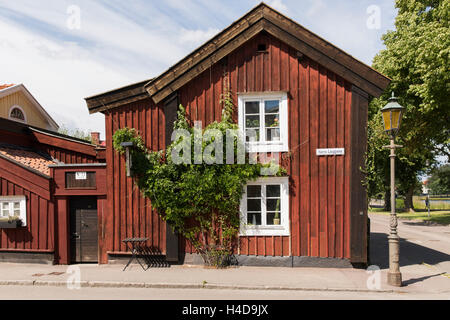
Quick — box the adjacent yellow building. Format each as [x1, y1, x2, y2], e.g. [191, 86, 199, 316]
[0, 84, 59, 131]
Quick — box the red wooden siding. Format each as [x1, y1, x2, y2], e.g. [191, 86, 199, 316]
[177, 33, 353, 258]
[40, 146, 97, 164]
[103, 32, 363, 261]
[104, 101, 166, 258]
[0, 171, 54, 253]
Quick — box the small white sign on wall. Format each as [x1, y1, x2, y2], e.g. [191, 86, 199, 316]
[316, 148, 345, 156]
[75, 172, 87, 180]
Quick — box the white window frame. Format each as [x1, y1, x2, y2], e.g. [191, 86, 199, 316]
[240, 177, 289, 236]
[0, 196, 27, 226]
[8, 105, 27, 124]
[238, 92, 289, 153]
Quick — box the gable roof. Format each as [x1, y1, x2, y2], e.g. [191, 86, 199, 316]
[0, 84, 60, 131]
[85, 79, 151, 114]
[86, 2, 390, 114]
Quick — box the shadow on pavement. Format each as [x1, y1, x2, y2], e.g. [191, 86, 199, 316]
[370, 232, 450, 270]
[402, 273, 446, 286]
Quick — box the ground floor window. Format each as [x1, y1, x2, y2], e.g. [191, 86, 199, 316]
[240, 177, 289, 236]
[0, 196, 27, 226]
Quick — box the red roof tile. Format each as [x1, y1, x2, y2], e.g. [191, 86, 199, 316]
[0, 84, 15, 90]
[0, 146, 55, 176]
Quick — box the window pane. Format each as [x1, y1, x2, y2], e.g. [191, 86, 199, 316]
[10, 108, 25, 121]
[247, 185, 261, 198]
[267, 185, 281, 197]
[266, 128, 280, 142]
[265, 114, 279, 127]
[247, 212, 261, 225]
[245, 101, 260, 114]
[1, 203, 9, 217]
[265, 100, 279, 113]
[266, 212, 275, 225]
[13, 202, 20, 217]
[267, 199, 281, 211]
[245, 115, 260, 128]
[245, 129, 260, 142]
[247, 199, 261, 212]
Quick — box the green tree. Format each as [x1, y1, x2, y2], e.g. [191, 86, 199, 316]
[58, 125, 92, 143]
[428, 164, 450, 195]
[368, 0, 450, 210]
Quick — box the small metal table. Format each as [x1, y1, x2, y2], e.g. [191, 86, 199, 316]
[122, 237, 149, 271]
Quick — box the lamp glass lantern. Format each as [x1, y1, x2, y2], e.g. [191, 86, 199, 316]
[381, 93, 404, 138]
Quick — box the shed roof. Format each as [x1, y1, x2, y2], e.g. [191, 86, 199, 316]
[0, 144, 56, 176]
[86, 2, 390, 114]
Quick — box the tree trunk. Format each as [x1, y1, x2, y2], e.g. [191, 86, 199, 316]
[384, 188, 391, 211]
[404, 186, 415, 212]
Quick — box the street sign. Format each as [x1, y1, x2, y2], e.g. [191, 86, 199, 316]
[316, 148, 345, 156]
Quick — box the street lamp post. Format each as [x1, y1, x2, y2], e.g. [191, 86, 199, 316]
[381, 92, 405, 287]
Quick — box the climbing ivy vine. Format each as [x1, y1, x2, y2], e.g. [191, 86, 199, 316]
[113, 92, 283, 266]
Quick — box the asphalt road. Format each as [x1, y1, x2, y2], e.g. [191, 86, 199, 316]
[369, 213, 450, 275]
[0, 285, 444, 300]
[0, 213, 448, 300]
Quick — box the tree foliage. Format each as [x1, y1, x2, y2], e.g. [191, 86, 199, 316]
[367, 0, 450, 208]
[58, 125, 92, 143]
[428, 164, 450, 195]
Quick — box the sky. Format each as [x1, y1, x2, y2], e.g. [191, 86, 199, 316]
[0, 0, 397, 138]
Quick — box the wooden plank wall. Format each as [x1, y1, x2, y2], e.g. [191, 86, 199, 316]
[104, 100, 166, 257]
[349, 88, 369, 263]
[0, 172, 54, 253]
[103, 32, 361, 260]
[178, 32, 354, 258]
[41, 146, 97, 164]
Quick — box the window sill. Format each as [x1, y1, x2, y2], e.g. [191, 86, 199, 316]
[240, 226, 290, 236]
[246, 143, 289, 153]
[0, 221, 23, 229]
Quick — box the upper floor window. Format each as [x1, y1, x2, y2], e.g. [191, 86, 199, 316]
[9, 106, 26, 123]
[238, 93, 288, 152]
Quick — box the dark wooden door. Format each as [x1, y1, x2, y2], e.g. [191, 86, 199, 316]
[70, 197, 98, 263]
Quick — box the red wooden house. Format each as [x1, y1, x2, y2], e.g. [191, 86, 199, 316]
[85, 3, 390, 267]
[0, 117, 107, 264]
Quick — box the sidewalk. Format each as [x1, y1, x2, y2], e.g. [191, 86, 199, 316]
[0, 213, 449, 297]
[0, 262, 448, 295]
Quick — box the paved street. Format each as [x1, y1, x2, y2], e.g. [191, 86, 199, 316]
[0, 285, 445, 300]
[369, 213, 450, 275]
[0, 212, 448, 300]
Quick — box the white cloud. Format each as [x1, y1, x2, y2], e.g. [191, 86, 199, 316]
[267, 0, 289, 14]
[179, 28, 220, 45]
[0, 0, 395, 139]
[0, 18, 131, 137]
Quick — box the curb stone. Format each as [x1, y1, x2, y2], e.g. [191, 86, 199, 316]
[0, 279, 398, 293]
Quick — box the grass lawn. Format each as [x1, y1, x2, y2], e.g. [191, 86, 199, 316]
[369, 208, 450, 225]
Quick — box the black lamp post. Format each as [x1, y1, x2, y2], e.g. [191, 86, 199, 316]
[381, 92, 405, 287]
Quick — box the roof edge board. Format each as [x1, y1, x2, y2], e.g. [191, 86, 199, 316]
[144, 4, 266, 95]
[148, 20, 266, 104]
[86, 3, 391, 114]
